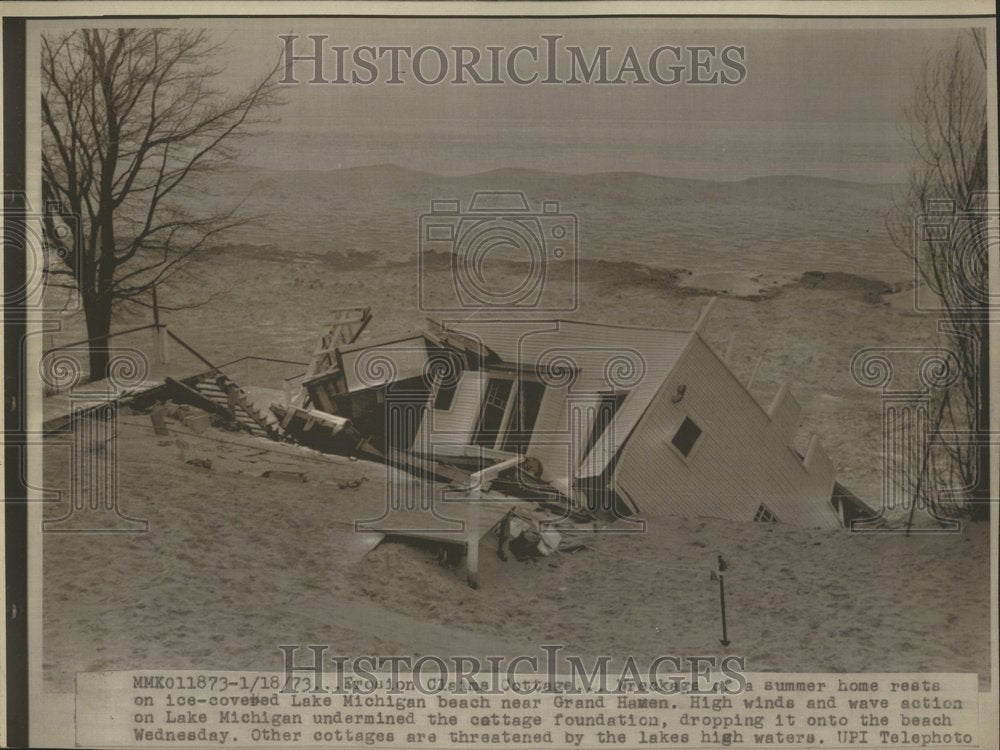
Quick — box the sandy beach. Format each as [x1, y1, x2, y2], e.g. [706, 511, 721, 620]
[42, 411, 991, 693]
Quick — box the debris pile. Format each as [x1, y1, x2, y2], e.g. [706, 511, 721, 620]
[54, 302, 880, 586]
[495, 508, 588, 562]
[118, 309, 612, 559]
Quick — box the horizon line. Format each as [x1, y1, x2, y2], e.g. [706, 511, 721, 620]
[229, 161, 908, 187]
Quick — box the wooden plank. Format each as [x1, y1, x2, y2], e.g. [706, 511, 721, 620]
[470, 455, 523, 491]
[467, 493, 481, 588]
[212, 375, 282, 439]
[300, 308, 373, 392]
[368, 496, 517, 547]
[386, 450, 470, 486]
[164, 377, 233, 420]
[270, 403, 360, 454]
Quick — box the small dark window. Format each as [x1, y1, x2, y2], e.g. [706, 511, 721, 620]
[432, 353, 463, 411]
[434, 379, 458, 411]
[671, 416, 701, 457]
[753, 504, 778, 523]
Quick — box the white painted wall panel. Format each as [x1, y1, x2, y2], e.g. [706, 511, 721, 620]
[341, 336, 431, 392]
[617, 337, 839, 529]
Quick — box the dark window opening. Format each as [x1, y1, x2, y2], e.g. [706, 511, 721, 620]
[501, 380, 546, 454]
[332, 378, 431, 454]
[473, 377, 513, 447]
[671, 416, 702, 457]
[582, 392, 628, 457]
[434, 381, 458, 411]
[753, 504, 778, 523]
[831, 482, 877, 528]
[432, 353, 464, 411]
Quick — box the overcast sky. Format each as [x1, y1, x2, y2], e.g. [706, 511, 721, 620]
[39, 18, 985, 181]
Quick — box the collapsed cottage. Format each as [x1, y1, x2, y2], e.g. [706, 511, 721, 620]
[41, 301, 875, 587]
[297, 305, 869, 530]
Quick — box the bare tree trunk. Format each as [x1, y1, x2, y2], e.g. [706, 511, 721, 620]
[84, 292, 112, 381]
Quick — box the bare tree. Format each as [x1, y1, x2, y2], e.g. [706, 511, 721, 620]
[41, 29, 282, 379]
[889, 29, 990, 521]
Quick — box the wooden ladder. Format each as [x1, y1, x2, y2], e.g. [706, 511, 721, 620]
[296, 307, 373, 406]
[195, 376, 283, 440]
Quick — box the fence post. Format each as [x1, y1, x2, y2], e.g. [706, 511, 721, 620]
[151, 283, 166, 365]
[160, 325, 169, 365]
[466, 492, 480, 589]
[718, 572, 730, 646]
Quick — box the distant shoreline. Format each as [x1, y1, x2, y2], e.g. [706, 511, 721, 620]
[193, 242, 908, 304]
[177, 163, 912, 281]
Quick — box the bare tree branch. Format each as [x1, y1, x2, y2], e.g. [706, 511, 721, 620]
[887, 29, 990, 521]
[41, 28, 284, 379]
